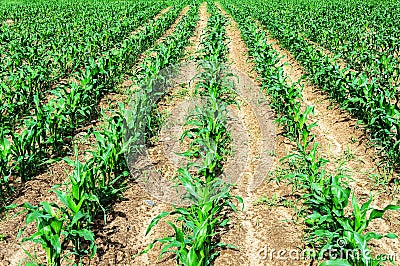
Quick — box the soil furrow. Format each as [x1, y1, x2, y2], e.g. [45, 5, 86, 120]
[118, 4, 210, 265]
[92, 5, 205, 266]
[185, 2, 209, 58]
[216, 4, 309, 266]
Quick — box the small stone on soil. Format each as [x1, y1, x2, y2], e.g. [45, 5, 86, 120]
[144, 200, 155, 207]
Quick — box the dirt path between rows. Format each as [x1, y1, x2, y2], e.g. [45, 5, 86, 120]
[126, 3, 211, 265]
[262, 27, 380, 185]
[130, 2, 293, 264]
[215, 3, 310, 266]
[185, 2, 209, 58]
[91, 5, 206, 266]
[120, 5, 190, 91]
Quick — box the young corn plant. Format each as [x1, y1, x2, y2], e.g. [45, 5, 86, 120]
[143, 170, 241, 265]
[10, 119, 44, 181]
[304, 174, 400, 266]
[180, 98, 231, 181]
[63, 153, 105, 223]
[88, 104, 132, 209]
[8, 191, 96, 266]
[15, 201, 66, 266]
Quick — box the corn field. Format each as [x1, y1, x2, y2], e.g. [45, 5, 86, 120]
[0, 0, 400, 265]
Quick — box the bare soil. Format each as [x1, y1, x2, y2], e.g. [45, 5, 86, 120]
[185, 2, 209, 58]
[216, 4, 310, 265]
[5, 19, 14, 26]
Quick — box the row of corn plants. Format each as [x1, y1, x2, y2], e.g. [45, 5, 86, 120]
[7, 104, 135, 266]
[248, 0, 400, 89]
[0, 0, 167, 128]
[0, 4, 184, 210]
[232, 0, 400, 172]
[140, 3, 243, 265]
[5, 3, 200, 265]
[122, 2, 201, 151]
[223, 2, 400, 265]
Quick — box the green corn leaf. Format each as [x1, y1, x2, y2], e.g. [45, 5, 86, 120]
[188, 247, 200, 266]
[146, 211, 170, 235]
[54, 189, 78, 213]
[159, 240, 182, 258]
[365, 232, 383, 242]
[384, 233, 398, 239]
[41, 202, 56, 217]
[166, 221, 185, 244]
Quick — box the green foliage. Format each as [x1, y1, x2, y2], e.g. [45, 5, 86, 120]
[141, 4, 243, 265]
[8, 196, 96, 265]
[0, 0, 185, 204]
[4, 1, 190, 264]
[233, 0, 400, 169]
[223, 2, 400, 265]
